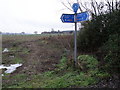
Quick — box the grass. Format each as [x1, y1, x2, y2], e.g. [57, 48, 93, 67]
[2, 55, 110, 88]
[11, 57, 23, 64]
[3, 74, 28, 88]
[2, 35, 111, 88]
[77, 55, 98, 72]
[2, 54, 23, 65]
[3, 71, 97, 88]
[10, 47, 30, 54]
[2, 46, 29, 64]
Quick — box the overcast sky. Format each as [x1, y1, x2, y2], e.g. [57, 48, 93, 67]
[0, 0, 105, 34]
[0, 0, 74, 34]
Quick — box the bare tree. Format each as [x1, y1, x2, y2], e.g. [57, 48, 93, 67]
[61, 0, 120, 16]
[34, 31, 38, 34]
[21, 32, 25, 35]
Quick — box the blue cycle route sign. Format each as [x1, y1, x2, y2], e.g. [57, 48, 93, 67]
[60, 12, 89, 23]
[60, 3, 90, 67]
[61, 14, 74, 23]
[76, 12, 89, 22]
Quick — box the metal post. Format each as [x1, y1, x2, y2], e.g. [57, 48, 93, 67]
[74, 13, 77, 67]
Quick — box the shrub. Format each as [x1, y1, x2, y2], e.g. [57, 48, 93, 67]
[77, 10, 120, 52]
[77, 55, 98, 72]
[100, 34, 120, 73]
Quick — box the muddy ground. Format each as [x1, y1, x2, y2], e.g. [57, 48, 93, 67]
[2, 35, 119, 88]
[2, 35, 73, 73]
[2, 35, 73, 86]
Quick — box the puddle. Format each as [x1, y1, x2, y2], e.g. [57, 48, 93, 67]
[0, 64, 22, 75]
[2, 48, 9, 53]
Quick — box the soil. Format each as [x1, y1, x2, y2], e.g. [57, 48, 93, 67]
[2, 35, 120, 88]
[2, 36, 69, 76]
[89, 74, 120, 88]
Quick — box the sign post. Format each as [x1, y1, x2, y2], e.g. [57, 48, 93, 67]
[74, 13, 77, 67]
[60, 3, 89, 67]
[72, 3, 79, 67]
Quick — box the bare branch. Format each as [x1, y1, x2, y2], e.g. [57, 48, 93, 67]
[77, 1, 95, 15]
[77, 1, 87, 11]
[91, 0, 97, 15]
[111, 0, 114, 11]
[67, 1, 72, 8]
[105, 0, 112, 12]
[94, 0, 101, 14]
[115, 0, 118, 10]
[61, 1, 73, 11]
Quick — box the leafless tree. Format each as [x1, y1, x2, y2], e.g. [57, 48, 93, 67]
[34, 31, 38, 34]
[21, 32, 25, 35]
[61, 0, 120, 16]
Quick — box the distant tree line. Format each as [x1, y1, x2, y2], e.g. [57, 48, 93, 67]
[41, 30, 74, 34]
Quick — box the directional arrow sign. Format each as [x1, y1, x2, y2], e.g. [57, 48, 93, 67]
[76, 12, 89, 22]
[60, 14, 74, 23]
[60, 12, 89, 23]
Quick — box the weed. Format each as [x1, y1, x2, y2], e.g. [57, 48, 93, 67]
[3, 52, 111, 88]
[2, 74, 28, 88]
[11, 57, 23, 64]
[77, 55, 98, 72]
[55, 56, 67, 71]
[3, 55, 102, 88]
[95, 72, 110, 79]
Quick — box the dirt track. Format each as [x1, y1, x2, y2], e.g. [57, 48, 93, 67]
[18, 39, 63, 75]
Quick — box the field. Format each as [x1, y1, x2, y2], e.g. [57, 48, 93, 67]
[2, 34, 117, 88]
[2, 34, 75, 88]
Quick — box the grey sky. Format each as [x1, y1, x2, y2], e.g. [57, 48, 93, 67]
[0, 0, 105, 34]
[0, 0, 74, 34]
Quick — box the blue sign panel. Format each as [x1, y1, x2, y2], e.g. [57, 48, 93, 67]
[72, 3, 79, 13]
[76, 12, 89, 22]
[60, 12, 89, 23]
[61, 14, 74, 23]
